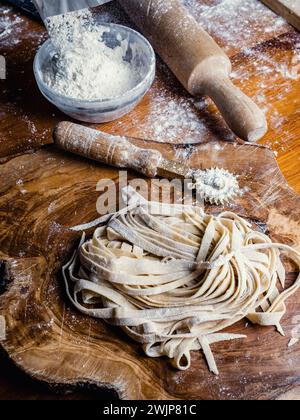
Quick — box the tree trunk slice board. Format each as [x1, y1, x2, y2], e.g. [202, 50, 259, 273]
[261, 0, 300, 31]
[0, 140, 300, 400]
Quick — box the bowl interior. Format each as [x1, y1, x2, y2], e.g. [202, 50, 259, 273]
[35, 23, 155, 104]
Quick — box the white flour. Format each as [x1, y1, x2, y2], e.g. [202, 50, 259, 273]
[43, 10, 140, 100]
[1, 1, 299, 154]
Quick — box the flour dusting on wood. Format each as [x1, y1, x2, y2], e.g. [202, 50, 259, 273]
[0, 5, 26, 46]
[101, 0, 299, 147]
[1, 1, 300, 153]
[183, 0, 289, 54]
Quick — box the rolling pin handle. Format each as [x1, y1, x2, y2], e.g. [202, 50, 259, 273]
[203, 75, 268, 143]
[53, 122, 163, 178]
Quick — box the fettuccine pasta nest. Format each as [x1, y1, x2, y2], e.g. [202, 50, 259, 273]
[63, 188, 300, 374]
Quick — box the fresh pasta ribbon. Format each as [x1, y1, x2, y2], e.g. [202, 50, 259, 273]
[63, 188, 300, 375]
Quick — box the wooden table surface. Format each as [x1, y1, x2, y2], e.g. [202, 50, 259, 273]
[0, 0, 299, 400]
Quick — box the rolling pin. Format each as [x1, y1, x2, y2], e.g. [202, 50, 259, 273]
[120, 0, 268, 143]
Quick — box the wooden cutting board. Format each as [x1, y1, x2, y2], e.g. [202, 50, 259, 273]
[0, 0, 300, 400]
[0, 140, 300, 400]
[261, 0, 300, 30]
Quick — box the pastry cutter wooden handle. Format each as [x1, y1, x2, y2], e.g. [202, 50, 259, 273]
[53, 122, 192, 180]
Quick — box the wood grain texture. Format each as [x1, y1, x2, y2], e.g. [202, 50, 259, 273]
[0, 1, 299, 189]
[0, 142, 300, 400]
[0, 0, 300, 400]
[261, 0, 300, 31]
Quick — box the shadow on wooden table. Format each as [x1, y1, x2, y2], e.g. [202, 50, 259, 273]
[0, 351, 118, 400]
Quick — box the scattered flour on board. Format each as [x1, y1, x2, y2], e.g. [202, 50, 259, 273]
[182, 0, 300, 152]
[0, 4, 50, 147]
[0, 4, 45, 47]
[108, 0, 299, 147]
[182, 0, 289, 53]
[0, 5, 25, 46]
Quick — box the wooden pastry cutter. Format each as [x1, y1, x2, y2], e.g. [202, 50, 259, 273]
[54, 121, 243, 205]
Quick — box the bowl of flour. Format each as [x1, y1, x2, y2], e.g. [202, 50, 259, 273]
[33, 10, 156, 123]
